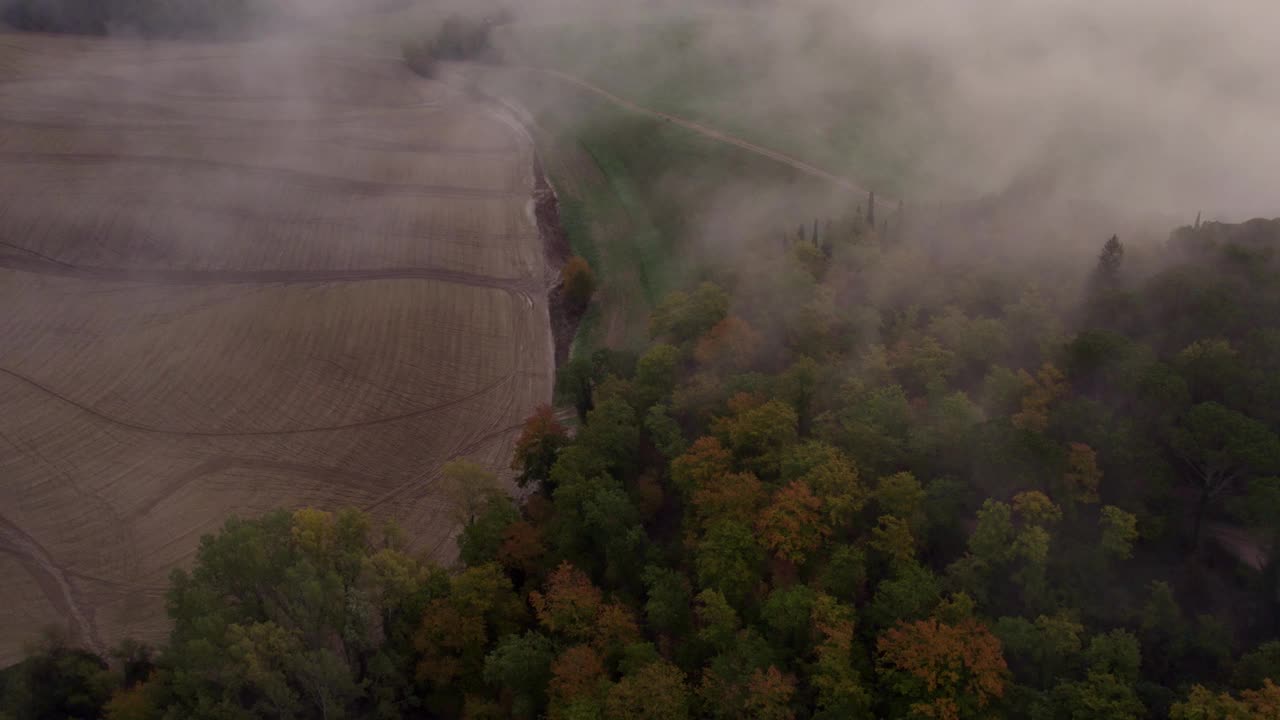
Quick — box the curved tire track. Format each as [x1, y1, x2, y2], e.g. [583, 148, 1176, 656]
[0, 151, 523, 200]
[0, 251, 538, 292]
[0, 364, 518, 438]
[0, 513, 103, 656]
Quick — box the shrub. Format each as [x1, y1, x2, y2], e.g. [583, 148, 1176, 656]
[563, 256, 597, 310]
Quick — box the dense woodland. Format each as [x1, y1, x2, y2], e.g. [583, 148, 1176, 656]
[4, 213, 1280, 719]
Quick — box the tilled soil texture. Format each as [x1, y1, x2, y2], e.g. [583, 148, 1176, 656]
[0, 31, 555, 663]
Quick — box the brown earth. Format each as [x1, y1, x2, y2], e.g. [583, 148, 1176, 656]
[0, 31, 554, 663]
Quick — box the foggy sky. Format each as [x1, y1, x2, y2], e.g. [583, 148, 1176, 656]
[504, 0, 1279, 225]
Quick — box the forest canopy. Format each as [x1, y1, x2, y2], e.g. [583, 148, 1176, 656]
[6, 216, 1280, 719]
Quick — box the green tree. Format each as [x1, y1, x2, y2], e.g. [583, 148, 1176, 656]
[1099, 506, 1139, 561]
[605, 660, 690, 720]
[1175, 339, 1245, 405]
[484, 632, 556, 719]
[1053, 671, 1145, 720]
[721, 399, 800, 478]
[779, 357, 821, 437]
[1169, 402, 1280, 552]
[793, 445, 867, 532]
[1234, 641, 1280, 692]
[459, 495, 521, 567]
[558, 354, 596, 422]
[695, 589, 741, 653]
[578, 395, 641, 476]
[809, 595, 873, 718]
[634, 344, 681, 410]
[867, 562, 941, 630]
[645, 403, 687, 459]
[760, 585, 818, 657]
[819, 545, 868, 603]
[875, 472, 927, 529]
[698, 630, 777, 718]
[696, 520, 765, 609]
[993, 613, 1083, 690]
[441, 459, 504, 526]
[1096, 235, 1124, 282]
[1087, 630, 1142, 683]
[0, 631, 114, 720]
[1140, 581, 1188, 682]
[870, 515, 918, 572]
[158, 509, 440, 718]
[818, 383, 912, 476]
[650, 283, 729, 344]
[643, 567, 693, 637]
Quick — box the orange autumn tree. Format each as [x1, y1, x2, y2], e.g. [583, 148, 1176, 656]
[512, 405, 569, 489]
[1062, 442, 1102, 505]
[530, 562, 603, 641]
[497, 520, 546, 576]
[1170, 679, 1280, 719]
[877, 617, 1008, 720]
[695, 316, 763, 372]
[1011, 363, 1067, 432]
[671, 436, 734, 498]
[690, 470, 766, 531]
[562, 256, 596, 309]
[756, 480, 830, 565]
[414, 564, 525, 696]
[744, 666, 798, 720]
[548, 644, 608, 719]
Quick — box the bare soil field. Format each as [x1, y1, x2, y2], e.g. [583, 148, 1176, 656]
[0, 30, 554, 663]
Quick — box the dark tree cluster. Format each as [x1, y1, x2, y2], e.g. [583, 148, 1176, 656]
[402, 14, 503, 79]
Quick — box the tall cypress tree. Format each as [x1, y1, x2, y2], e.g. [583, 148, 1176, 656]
[1097, 235, 1124, 281]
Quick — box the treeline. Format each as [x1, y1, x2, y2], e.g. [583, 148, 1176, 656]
[6, 216, 1280, 719]
[402, 13, 505, 78]
[0, 0, 264, 37]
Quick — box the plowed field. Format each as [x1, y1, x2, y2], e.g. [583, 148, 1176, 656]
[0, 31, 554, 663]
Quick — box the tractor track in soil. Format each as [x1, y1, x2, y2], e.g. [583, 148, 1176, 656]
[0, 31, 556, 660]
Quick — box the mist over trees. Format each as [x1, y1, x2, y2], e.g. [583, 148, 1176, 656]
[2, 0, 1280, 715]
[5, 216, 1280, 719]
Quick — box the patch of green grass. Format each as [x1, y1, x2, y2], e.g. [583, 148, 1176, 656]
[556, 196, 598, 269]
[506, 17, 920, 197]
[578, 141, 668, 307]
[570, 302, 603, 357]
[479, 62, 833, 355]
